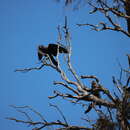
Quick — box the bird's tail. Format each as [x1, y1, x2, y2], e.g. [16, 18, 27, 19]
[59, 45, 69, 54]
[85, 103, 93, 114]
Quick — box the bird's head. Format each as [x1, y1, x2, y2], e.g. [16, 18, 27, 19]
[38, 45, 48, 53]
[38, 45, 48, 60]
[38, 45, 45, 50]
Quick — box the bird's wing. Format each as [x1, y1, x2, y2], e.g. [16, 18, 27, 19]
[48, 44, 68, 56]
[48, 44, 58, 56]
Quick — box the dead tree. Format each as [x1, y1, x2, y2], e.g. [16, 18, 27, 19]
[7, 16, 130, 130]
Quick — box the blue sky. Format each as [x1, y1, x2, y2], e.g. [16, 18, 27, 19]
[0, 0, 130, 130]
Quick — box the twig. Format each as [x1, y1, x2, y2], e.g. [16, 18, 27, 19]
[107, 108, 114, 122]
[77, 0, 130, 37]
[53, 81, 79, 95]
[63, 16, 87, 92]
[81, 75, 99, 83]
[15, 64, 45, 72]
[112, 76, 123, 94]
[9, 105, 47, 122]
[49, 103, 69, 126]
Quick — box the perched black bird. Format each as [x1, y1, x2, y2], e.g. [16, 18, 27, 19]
[91, 81, 101, 99]
[38, 44, 68, 66]
[85, 81, 101, 114]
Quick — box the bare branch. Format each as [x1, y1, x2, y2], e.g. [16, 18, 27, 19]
[63, 16, 87, 93]
[7, 104, 92, 130]
[81, 75, 99, 83]
[57, 126, 92, 130]
[77, 22, 130, 37]
[49, 103, 69, 126]
[15, 64, 45, 72]
[7, 117, 69, 130]
[53, 81, 79, 95]
[112, 76, 123, 94]
[107, 108, 114, 122]
[6, 117, 43, 126]
[77, 0, 130, 37]
[9, 105, 47, 123]
[50, 90, 116, 108]
[57, 25, 62, 42]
